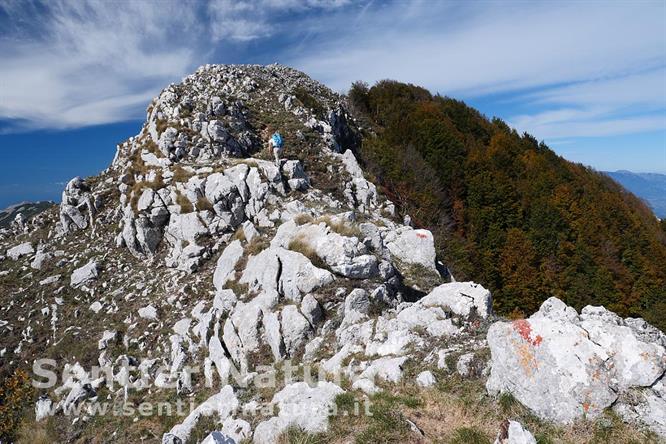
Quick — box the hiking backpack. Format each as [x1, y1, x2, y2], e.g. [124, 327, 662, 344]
[271, 132, 283, 148]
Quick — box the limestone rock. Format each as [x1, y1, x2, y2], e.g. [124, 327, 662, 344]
[241, 221, 259, 242]
[60, 177, 96, 233]
[30, 250, 52, 270]
[300, 294, 323, 326]
[7, 242, 34, 260]
[384, 226, 439, 290]
[70, 260, 100, 288]
[240, 247, 334, 303]
[281, 305, 312, 356]
[162, 386, 238, 444]
[494, 420, 537, 444]
[614, 377, 666, 438]
[345, 289, 370, 316]
[486, 297, 666, 425]
[253, 382, 343, 444]
[421, 282, 492, 319]
[201, 431, 236, 444]
[213, 240, 244, 291]
[35, 396, 52, 422]
[138, 305, 158, 320]
[273, 221, 378, 278]
[416, 370, 436, 388]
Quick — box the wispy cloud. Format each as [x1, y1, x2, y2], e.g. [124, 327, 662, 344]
[0, 0, 354, 131]
[0, 0, 203, 130]
[207, 0, 350, 41]
[287, 1, 666, 141]
[0, 0, 664, 145]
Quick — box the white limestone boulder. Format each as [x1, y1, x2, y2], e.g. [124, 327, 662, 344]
[253, 382, 343, 444]
[60, 177, 96, 233]
[421, 282, 492, 319]
[213, 240, 244, 291]
[70, 260, 100, 288]
[272, 220, 378, 278]
[384, 226, 439, 290]
[162, 386, 238, 444]
[416, 370, 437, 388]
[30, 250, 52, 270]
[7, 242, 34, 260]
[240, 247, 334, 303]
[281, 305, 312, 356]
[486, 297, 666, 427]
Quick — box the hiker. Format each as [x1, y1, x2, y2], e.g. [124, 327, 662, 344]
[265, 127, 284, 166]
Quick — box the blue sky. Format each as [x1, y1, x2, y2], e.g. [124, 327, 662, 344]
[1, 0, 665, 208]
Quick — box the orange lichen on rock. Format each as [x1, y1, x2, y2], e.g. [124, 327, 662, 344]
[514, 342, 539, 377]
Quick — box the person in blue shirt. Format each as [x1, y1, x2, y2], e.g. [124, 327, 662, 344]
[264, 126, 284, 166]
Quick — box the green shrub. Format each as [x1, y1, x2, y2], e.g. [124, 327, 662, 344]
[293, 86, 325, 118]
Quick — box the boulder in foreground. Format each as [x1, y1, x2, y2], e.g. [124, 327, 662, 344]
[487, 297, 666, 435]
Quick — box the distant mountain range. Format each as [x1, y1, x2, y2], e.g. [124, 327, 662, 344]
[0, 201, 55, 229]
[605, 170, 666, 218]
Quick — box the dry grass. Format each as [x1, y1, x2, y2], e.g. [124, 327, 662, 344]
[402, 375, 656, 444]
[232, 226, 247, 242]
[294, 213, 315, 226]
[196, 196, 214, 212]
[175, 192, 194, 214]
[288, 235, 327, 270]
[155, 118, 168, 136]
[143, 139, 164, 158]
[129, 171, 166, 212]
[245, 236, 270, 257]
[172, 165, 194, 183]
[278, 426, 327, 444]
[223, 279, 250, 298]
[316, 215, 361, 238]
[314, 372, 660, 444]
[16, 419, 53, 444]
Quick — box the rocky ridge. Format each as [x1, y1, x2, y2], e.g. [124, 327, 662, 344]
[0, 64, 664, 443]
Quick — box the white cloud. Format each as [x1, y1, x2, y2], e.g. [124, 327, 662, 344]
[207, 0, 351, 42]
[0, 0, 663, 143]
[0, 0, 354, 130]
[286, 1, 666, 141]
[527, 69, 666, 110]
[0, 0, 200, 130]
[510, 110, 666, 139]
[289, 2, 665, 95]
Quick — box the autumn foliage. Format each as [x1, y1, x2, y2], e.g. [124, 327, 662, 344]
[0, 368, 34, 442]
[350, 80, 666, 329]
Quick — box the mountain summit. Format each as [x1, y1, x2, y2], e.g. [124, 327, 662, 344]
[0, 65, 664, 443]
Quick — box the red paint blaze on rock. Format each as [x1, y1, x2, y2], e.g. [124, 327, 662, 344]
[512, 319, 543, 347]
[416, 232, 427, 239]
[512, 319, 532, 341]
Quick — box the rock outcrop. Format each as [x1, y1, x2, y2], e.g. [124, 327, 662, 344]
[59, 177, 97, 233]
[487, 297, 666, 433]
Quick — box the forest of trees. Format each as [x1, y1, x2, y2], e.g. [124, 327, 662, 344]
[348, 80, 666, 330]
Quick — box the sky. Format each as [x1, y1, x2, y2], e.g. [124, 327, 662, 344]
[0, 0, 665, 208]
